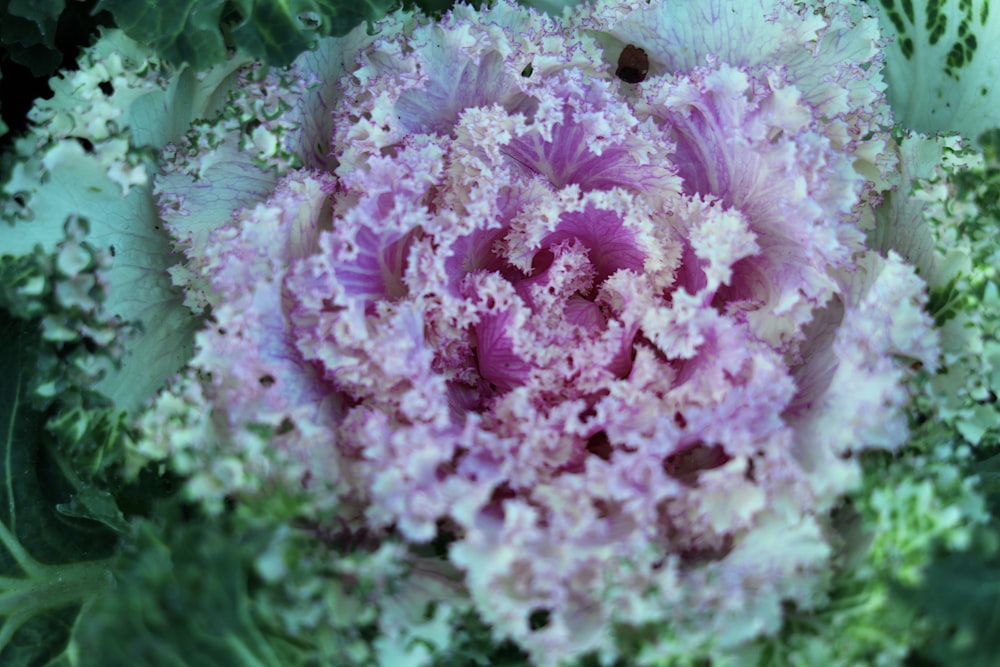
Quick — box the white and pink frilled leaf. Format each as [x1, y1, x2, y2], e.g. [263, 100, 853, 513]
[574, 0, 894, 176]
[137, 172, 350, 511]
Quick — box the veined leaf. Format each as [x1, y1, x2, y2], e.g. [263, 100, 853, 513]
[873, 0, 1000, 140]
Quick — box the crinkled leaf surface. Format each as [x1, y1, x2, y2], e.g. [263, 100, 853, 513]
[0, 167, 195, 414]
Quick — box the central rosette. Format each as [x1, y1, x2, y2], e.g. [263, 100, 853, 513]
[148, 0, 941, 663]
[469, 205, 645, 395]
[280, 46, 845, 656]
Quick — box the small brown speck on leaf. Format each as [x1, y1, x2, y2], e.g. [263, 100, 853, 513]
[616, 44, 649, 83]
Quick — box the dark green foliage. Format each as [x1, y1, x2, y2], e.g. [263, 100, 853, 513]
[425, 609, 531, 667]
[0, 283, 315, 667]
[0, 315, 121, 564]
[0, 311, 118, 666]
[0, 1, 113, 151]
[896, 546, 1000, 666]
[96, 0, 401, 69]
[72, 506, 309, 667]
[1, 0, 66, 76]
[895, 441, 1000, 666]
[224, 0, 395, 66]
[96, 0, 230, 70]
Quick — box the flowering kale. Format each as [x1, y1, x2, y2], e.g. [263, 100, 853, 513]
[1, 1, 996, 665]
[129, 0, 945, 663]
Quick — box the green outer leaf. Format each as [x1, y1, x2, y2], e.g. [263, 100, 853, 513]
[97, 0, 400, 68]
[1, 160, 195, 414]
[1, 30, 249, 414]
[95, 0, 229, 71]
[226, 0, 399, 65]
[1, 0, 65, 76]
[873, 0, 1000, 140]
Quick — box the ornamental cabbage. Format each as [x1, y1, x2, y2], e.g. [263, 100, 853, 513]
[2, 0, 996, 665]
[132, 0, 940, 664]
